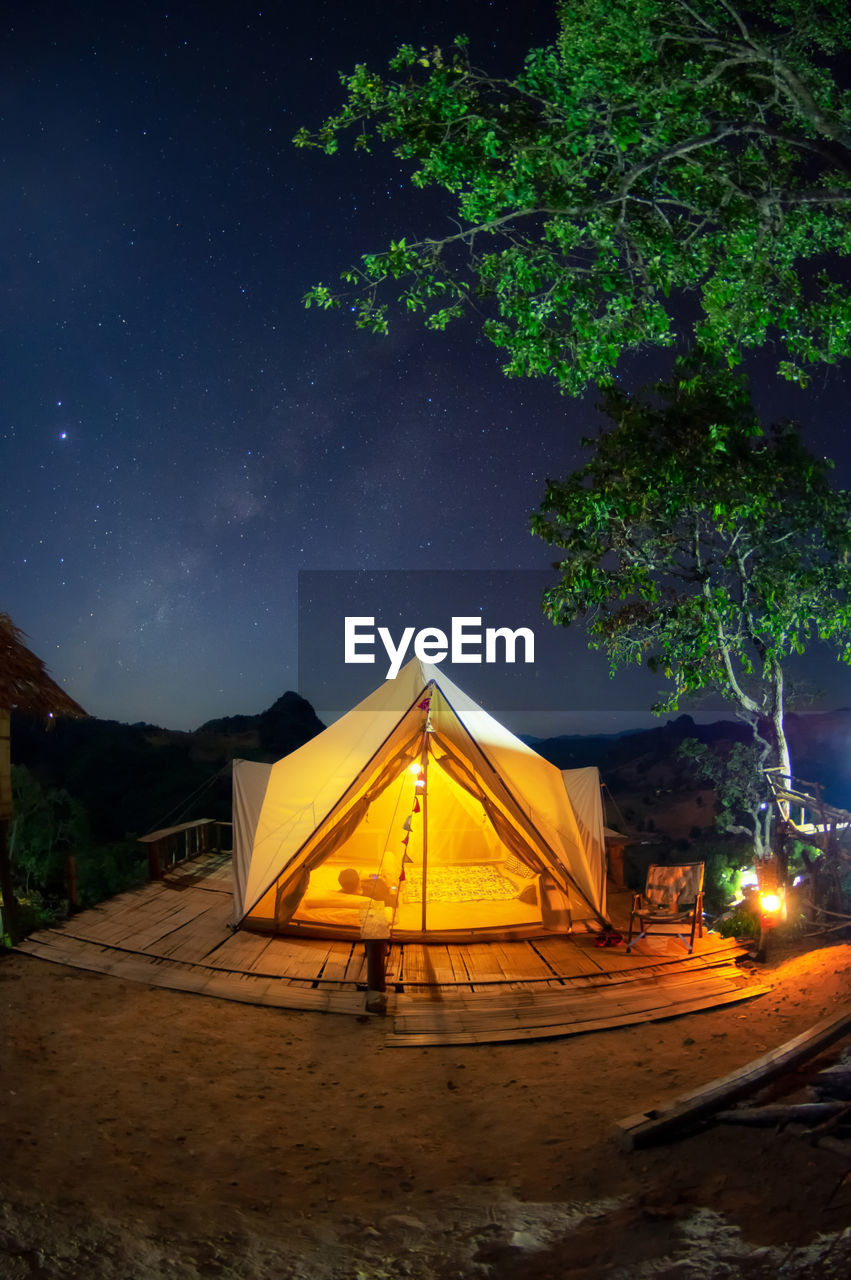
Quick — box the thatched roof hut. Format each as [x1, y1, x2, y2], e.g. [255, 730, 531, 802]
[0, 612, 86, 719]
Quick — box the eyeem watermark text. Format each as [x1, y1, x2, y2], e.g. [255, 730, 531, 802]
[345, 616, 535, 680]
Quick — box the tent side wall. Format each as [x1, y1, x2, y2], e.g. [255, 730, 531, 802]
[560, 767, 607, 918]
[231, 759, 273, 926]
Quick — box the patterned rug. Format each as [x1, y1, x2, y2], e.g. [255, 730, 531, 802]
[400, 863, 519, 905]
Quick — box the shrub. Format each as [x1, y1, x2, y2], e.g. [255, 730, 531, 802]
[716, 905, 760, 940]
[691, 835, 754, 913]
[75, 841, 148, 907]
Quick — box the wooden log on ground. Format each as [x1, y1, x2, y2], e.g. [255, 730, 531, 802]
[617, 1006, 851, 1150]
[812, 1065, 851, 1100]
[806, 1104, 851, 1140]
[714, 1102, 848, 1127]
[802, 921, 851, 938]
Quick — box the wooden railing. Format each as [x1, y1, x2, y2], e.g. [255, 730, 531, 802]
[765, 767, 851, 839]
[137, 819, 233, 881]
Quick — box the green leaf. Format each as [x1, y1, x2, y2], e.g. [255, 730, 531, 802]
[293, 1, 851, 394]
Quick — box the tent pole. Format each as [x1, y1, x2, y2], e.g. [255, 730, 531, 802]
[420, 736, 429, 935]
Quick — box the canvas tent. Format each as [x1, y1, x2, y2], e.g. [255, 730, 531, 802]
[232, 659, 609, 942]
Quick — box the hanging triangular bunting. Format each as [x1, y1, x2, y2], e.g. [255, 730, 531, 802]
[399, 866, 406, 883]
[402, 816, 412, 831]
[402, 852, 413, 864]
[413, 798, 420, 814]
[402, 834, 409, 846]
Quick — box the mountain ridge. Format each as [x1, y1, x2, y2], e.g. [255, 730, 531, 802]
[12, 696, 851, 843]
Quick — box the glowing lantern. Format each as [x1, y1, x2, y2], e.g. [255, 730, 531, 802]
[758, 887, 786, 930]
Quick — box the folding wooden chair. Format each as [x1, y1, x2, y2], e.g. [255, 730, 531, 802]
[626, 862, 705, 953]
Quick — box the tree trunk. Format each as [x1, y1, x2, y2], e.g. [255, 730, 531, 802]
[0, 819, 20, 946]
[739, 707, 773, 860]
[770, 660, 792, 791]
[0, 710, 10, 823]
[769, 660, 792, 883]
[735, 662, 791, 867]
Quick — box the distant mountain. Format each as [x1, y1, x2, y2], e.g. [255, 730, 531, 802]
[13, 690, 850, 850]
[12, 690, 326, 842]
[195, 712, 258, 734]
[199, 690, 325, 757]
[524, 714, 749, 769]
[527, 709, 851, 812]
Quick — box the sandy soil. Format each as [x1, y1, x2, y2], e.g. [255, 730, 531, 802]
[2, 940, 851, 1279]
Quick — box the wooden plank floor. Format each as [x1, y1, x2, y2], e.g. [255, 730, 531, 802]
[13, 852, 769, 1044]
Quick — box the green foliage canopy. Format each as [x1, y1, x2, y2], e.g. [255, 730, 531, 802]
[296, 0, 851, 393]
[9, 765, 87, 898]
[530, 367, 851, 807]
[678, 738, 773, 854]
[9, 765, 146, 919]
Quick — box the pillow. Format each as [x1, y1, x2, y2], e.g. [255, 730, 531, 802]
[503, 854, 535, 880]
[302, 892, 365, 910]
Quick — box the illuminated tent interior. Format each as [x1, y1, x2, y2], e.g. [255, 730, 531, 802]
[232, 660, 609, 942]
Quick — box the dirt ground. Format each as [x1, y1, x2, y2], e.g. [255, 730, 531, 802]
[2, 940, 851, 1279]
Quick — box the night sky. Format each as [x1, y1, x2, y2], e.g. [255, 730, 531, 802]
[2, 0, 850, 735]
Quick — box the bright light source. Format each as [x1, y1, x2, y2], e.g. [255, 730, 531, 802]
[740, 868, 759, 888]
[408, 763, 423, 776]
[760, 891, 781, 914]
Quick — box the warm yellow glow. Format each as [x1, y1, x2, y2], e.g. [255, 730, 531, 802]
[415, 778, 425, 789]
[408, 763, 423, 776]
[760, 892, 781, 914]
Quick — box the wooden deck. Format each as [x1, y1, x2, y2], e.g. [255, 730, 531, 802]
[14, 852, 770, 1045]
